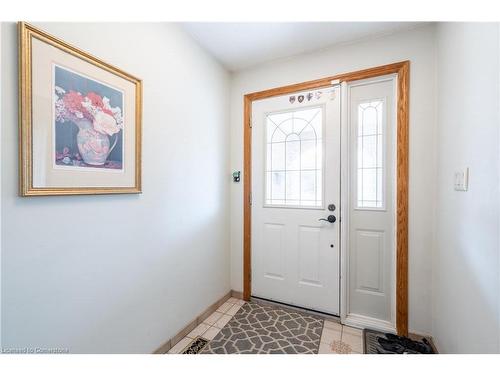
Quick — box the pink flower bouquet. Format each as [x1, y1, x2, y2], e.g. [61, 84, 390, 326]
[54, 87, 123, 136]
[54, 86, 124, 167]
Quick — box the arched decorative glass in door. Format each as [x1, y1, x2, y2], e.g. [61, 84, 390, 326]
[265, 107, 323, 207]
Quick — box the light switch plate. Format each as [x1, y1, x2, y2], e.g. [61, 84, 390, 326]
[454, 168, 469, 192]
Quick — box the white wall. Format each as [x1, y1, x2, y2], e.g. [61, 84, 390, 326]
[229, 25, 437, 335]
[0, 24, 2, 349]
[433, 23, 500, 353]
[0, 22, 230, 353]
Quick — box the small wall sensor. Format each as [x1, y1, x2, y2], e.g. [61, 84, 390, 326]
[233, 171, 241, 183]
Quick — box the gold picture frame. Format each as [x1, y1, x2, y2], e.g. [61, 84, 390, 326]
[18, 22, 142, 196]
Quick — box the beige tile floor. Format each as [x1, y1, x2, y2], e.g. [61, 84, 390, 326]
[168, 297, 245, 354]
[318, 320, 363, 354]
[168, 297, 364, 354]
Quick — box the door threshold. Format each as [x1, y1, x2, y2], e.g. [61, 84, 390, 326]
[251, 296, 340, 321]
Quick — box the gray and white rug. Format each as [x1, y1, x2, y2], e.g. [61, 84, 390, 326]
[201, 301, 323, 354]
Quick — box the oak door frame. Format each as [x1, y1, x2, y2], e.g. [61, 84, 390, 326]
[243, 61, 410, 336]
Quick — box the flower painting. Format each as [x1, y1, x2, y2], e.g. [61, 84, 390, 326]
[54, 65, 124, 170]
[20, 23, 141, 196]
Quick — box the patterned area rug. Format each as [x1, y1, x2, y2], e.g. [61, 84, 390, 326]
[201, 301, 323, 354]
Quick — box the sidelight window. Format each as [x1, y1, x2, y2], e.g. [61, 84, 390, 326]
[356, 100, 384, 209]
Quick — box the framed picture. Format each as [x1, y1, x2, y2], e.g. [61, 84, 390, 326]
[18, 22, 142, 196]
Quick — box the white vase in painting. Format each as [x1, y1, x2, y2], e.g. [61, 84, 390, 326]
[73, 119, 117, 166]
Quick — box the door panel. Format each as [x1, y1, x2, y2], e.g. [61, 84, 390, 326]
[262, 223, 286, 280]
[298, 225, 322, 286]
[347, 77, 396, 326]
[251, 86, 340, 315]
[354, 229, 384, 293]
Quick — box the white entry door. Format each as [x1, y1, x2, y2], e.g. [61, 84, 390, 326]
[251, 86, 341, 315]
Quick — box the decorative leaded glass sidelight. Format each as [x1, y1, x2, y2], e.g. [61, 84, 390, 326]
[356, 100, 384, 209]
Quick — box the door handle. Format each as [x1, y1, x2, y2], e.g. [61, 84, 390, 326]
[319, 215, 336, 223]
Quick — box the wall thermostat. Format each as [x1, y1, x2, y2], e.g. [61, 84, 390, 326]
[233, 171, 241, 183]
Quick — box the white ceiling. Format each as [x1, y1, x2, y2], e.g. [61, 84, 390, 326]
[180, 22, 422, 71]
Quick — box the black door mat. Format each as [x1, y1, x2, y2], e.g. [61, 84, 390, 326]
[364, 329, 435, 354]
[182, 337, 209, 354]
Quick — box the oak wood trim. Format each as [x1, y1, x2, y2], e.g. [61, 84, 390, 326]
[242, 61, 410, 336]
[245, 61, 408, 101]
[395, 62, 410, 336]
[243, 95, 252, 301]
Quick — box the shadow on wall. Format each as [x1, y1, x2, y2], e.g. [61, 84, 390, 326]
[3, 189, 229, 353]
[434, 218, 499, 353]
